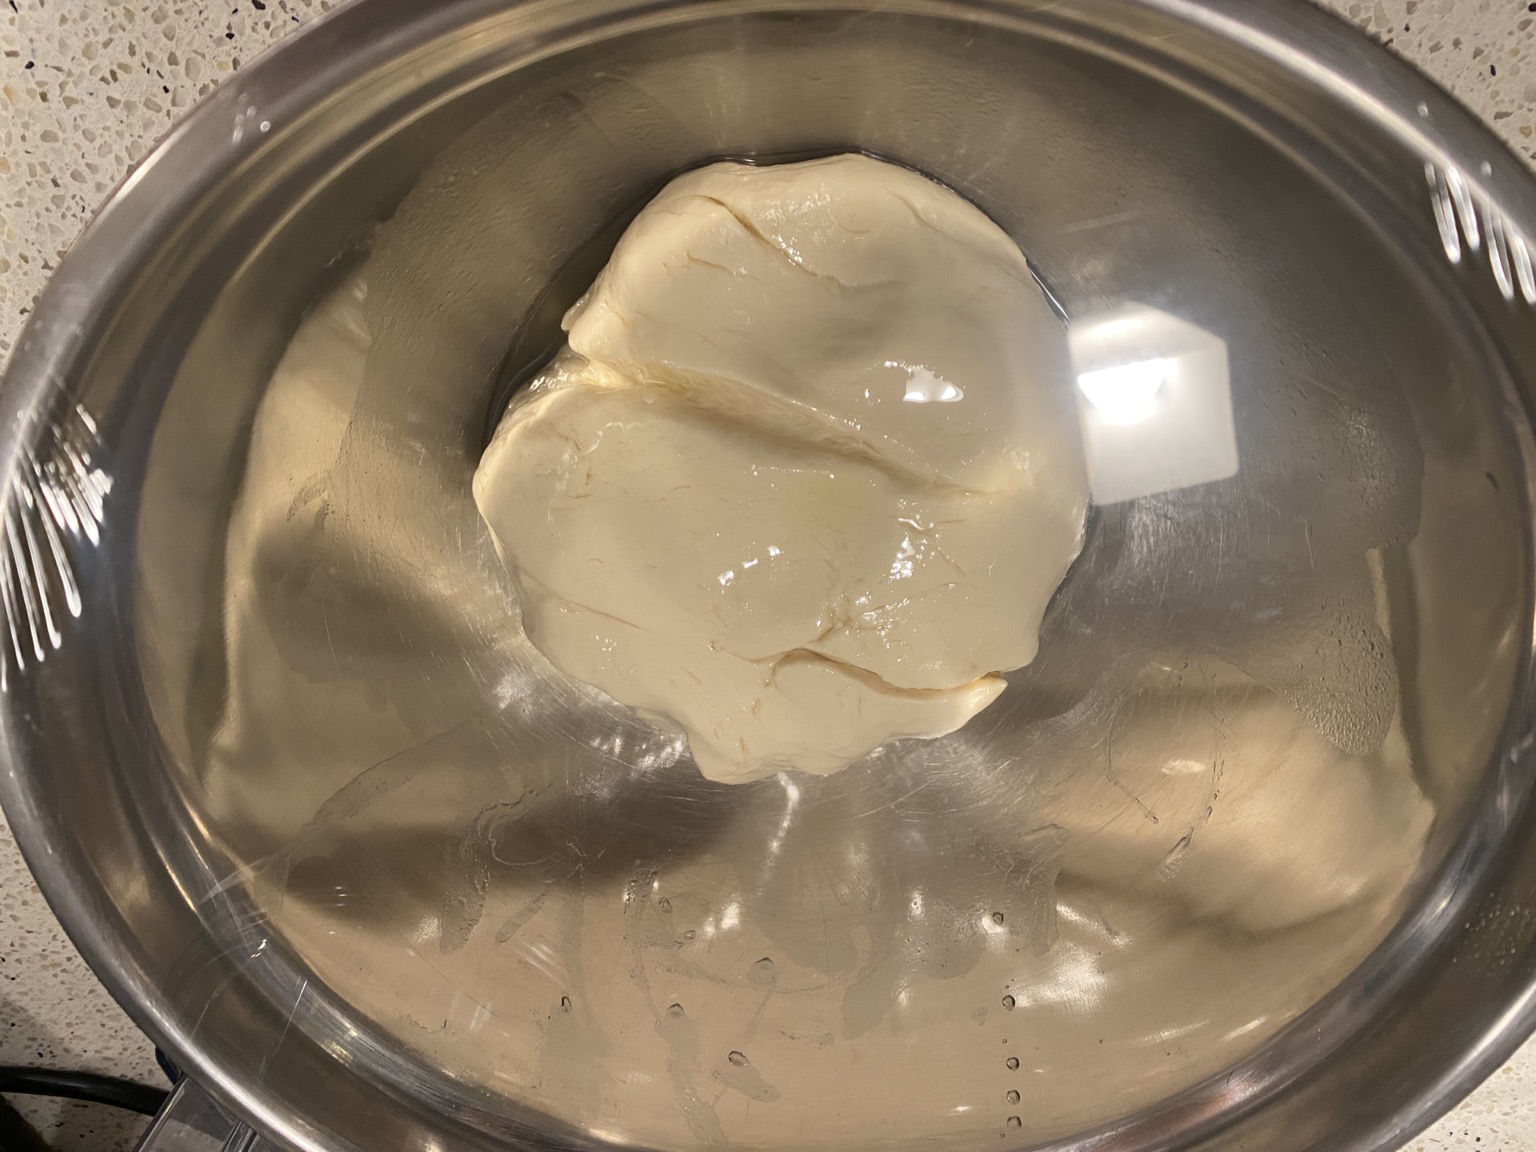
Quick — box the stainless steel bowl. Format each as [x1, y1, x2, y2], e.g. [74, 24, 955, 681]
[2, 0, 1535, 1149]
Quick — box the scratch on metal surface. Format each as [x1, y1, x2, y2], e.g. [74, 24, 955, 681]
[494, 886, 551, 944]
[258, 977, 309, 1078]
[1103, 717, 1160, 826]
[1060, 209, 1143, 234]
[1, 403, 110, 689]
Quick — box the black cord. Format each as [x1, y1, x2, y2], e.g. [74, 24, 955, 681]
[0, 1097, 51, 1152]
[153, 1048, 182, 1086]
[0, 1067, 168, 1117]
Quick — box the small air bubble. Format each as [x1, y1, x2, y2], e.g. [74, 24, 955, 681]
[559, 995, 571, 1011]
[667, 1002, 685, 1016]
[749, 956, 778, 986]
[1006, 1090, 1021, 1105]
[991, 911, 1005, 925]
[1002, 995, 1016, 1010]
[1006, 1057, 1020, 1070]
[1006, 1116, 1022, 1129]
[728, 1050, 748, 1066]
[683, 929, 697, 940]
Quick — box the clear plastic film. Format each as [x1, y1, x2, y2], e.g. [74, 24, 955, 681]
[116, 10, 1524, 1149]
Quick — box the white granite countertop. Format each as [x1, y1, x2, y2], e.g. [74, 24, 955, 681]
[2, 0, 1536, 1148]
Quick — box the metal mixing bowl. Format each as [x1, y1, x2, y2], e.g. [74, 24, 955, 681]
[3, 0, 1535, 1149]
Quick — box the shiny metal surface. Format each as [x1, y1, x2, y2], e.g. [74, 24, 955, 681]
[135, 1080, 265, 1152]
[2, 1, 1535, 1150]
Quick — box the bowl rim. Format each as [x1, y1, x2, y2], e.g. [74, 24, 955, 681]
[3, 1, 1536, 1150]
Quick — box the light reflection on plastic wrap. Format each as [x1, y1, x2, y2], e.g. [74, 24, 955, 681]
[1, 402, 110, 688]
[1425, 160, 1536, 302]
[1006, 942, 1109, 1012]
[1069, 305, 1238, 505]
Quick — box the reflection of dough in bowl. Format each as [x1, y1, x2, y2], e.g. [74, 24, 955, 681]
[1033, 658, 1432, 933]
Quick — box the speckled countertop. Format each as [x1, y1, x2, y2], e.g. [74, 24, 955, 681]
[1, 1, 1535, 1149]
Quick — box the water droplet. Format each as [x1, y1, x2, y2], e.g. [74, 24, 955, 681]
[727, 1050, 748, 1066]
[667, 1002, 685, 1017]
[749, 956, 778, 986]
[1006, 1116, 1022, 1130]
[560, 995, 572, 1011]
[1002, 995, 1016, 1010]
[1005, 1090, 1021, 1105]
[991, 911, 1005, 925]
[1006, 1057, 1020, 1070]
[657, 897, 672, 913]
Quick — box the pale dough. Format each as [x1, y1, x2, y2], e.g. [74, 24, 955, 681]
[474, 155, 1089, 782]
